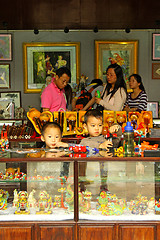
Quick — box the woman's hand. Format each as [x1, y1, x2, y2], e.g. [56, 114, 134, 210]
[95, 97, 102, 105]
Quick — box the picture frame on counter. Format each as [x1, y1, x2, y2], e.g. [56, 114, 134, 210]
[147, 101, 159, 118]
[0, 91, 21, 108]
[0, 64, 10, 89]
[95, 40, 138, 92]
[23, 42, 80, 93]
[152, 33, 160, 60]
[0, 34, 12, 61]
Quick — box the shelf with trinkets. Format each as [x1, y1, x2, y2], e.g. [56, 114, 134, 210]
[0, 148, 160, 240]
[3, 108, 160, 151]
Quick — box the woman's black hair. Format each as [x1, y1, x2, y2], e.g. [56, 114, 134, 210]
[64, 84, 73, 105]
[129, 74, 146, 92]
[105, 63, 127, 99]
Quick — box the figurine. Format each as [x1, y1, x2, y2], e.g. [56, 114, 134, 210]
[15, 191, 30, 214]
[64, 177, 74, 211]
[97, 191, 125, 216]
[53, 195, 61, 208]
[28, 189, 36, 208]
[0, 189, 9, 210]
[13, 189, 18, 207]
[80, 189, 92, 213]
[36, 191, 52, 214]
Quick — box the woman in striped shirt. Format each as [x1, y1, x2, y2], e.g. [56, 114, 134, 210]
[123, 74, 148, 112]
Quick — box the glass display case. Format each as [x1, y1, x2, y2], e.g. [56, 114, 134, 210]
[0, 150, 159, 222]
[0, 150, 160, 240]
[0, 151, 74, 221]
[78, 160, 157, 221]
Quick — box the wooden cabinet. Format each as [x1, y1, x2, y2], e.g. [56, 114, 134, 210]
[0, 223, 35, 240]
[78, 223, 115, 240]
[118, 224, 156, 240]
[37, 223, 75, 240]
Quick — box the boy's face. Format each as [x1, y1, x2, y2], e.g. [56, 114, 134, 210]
[41, 127, 62, 149]
[84, 116, 103, 137]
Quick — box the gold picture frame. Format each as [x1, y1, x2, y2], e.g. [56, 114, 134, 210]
[95, 40, 138, 91]
[23, 42, 80, 93]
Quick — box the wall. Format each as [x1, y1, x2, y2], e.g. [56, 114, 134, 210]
[3, 29, 159, 111]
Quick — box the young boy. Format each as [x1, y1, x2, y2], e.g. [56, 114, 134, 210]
[81, 109, 122, 150]
[41, 121, 68, 149]
[80, 109, 122, 191]
[41, 122, 70, 175]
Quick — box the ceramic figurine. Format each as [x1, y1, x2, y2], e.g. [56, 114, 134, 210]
[0, 189, 9, 210]
[36, 191, 52, 214]
[28, 189, 36, 208]
[65, 184, 74, 211]
[13, 189, 18, 207]
[53, 195, 61, 208]
[97, 191, 125, 216]
[15, 191, 30, 214]
[80, 189, 92, 213]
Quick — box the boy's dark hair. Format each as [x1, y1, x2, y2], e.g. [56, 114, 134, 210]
[56, 67, 71, 78]
[41, 122, 62, 136]
[84, 109, 103, 124]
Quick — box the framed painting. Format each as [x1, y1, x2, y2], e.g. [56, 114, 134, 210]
[95, 40, 138, 91]
[0, 34, 12, 61]
[0, 64, 10, 89]
[152, 33, 160, 60]
[23, 42, 80, 93]
[0, 91, 21, 108]
[147, 101, 159, 118]
[152, 63, 160, 79]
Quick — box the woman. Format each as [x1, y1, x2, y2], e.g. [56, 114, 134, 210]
[123, 74, 148, 112]
[82, 63, 127, 111]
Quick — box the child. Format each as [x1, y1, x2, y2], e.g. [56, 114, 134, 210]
[41, 122, 70, 175]
[80, 109, 122, 191]
[41, 121, 68, 149]
[81, 109, 122, 149]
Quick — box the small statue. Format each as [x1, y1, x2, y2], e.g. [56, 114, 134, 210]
[53, 195, 61, 208]
[80, 189, 92, 213]
[0, 189, 9, 210]
[13, 189, 18, 207]
[28, 189, 36, 208]
[36, 191, 52, 214]
[15, 191, 30, 214]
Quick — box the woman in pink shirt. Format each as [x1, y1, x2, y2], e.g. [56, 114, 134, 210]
[41, 67, 71, 112]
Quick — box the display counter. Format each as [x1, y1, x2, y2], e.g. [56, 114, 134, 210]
[0, 150, 160, 240]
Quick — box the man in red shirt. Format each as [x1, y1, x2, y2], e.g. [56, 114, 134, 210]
[41, 67, 71, 112]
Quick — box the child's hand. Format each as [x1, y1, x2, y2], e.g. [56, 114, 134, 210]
[55, 142, 69, 148]
[109, 124, 119, 134]
[99, 150, 113, 157]
[99, 140, 113, 150]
